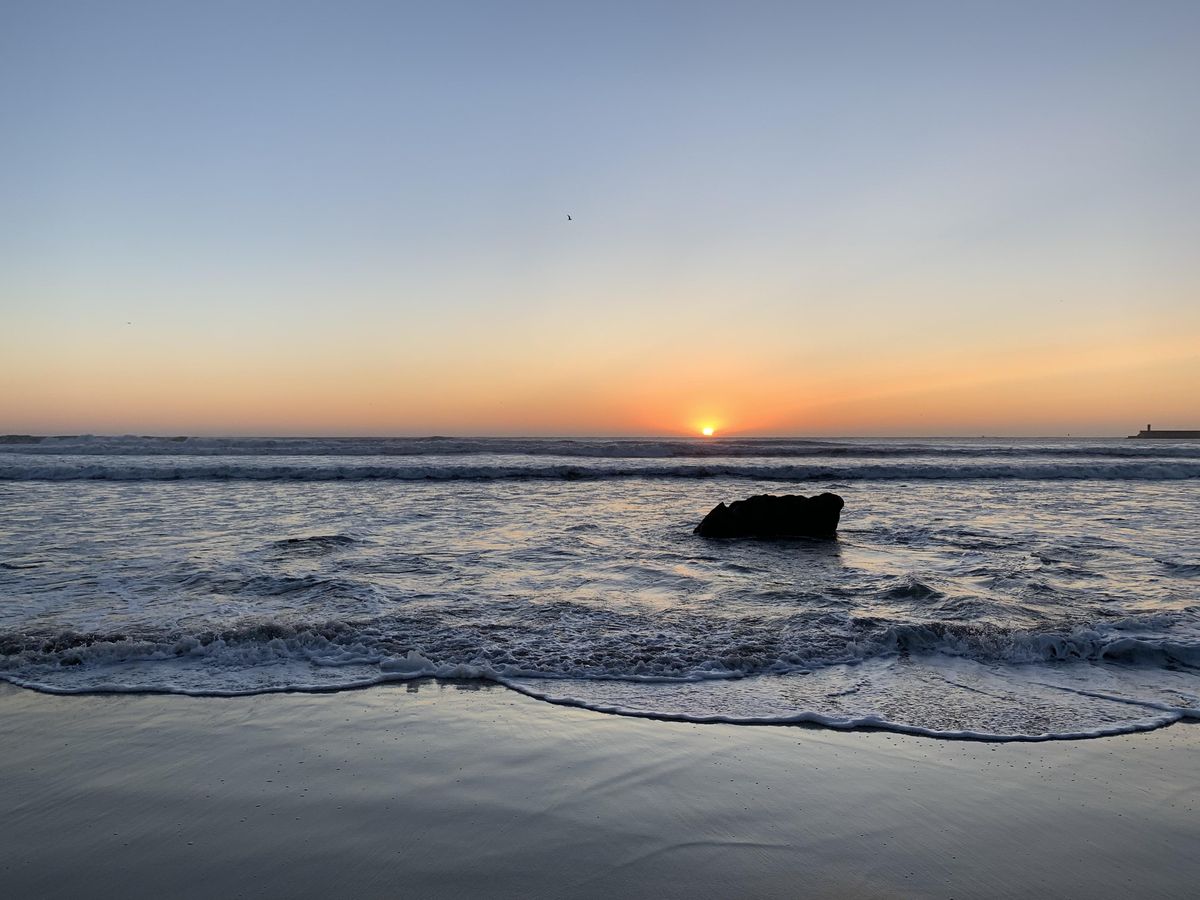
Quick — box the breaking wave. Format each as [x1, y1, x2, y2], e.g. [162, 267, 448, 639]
[4, 612, 1198, 676]
[2, 610, 1197, 741]
[3, 459, 1200, 482]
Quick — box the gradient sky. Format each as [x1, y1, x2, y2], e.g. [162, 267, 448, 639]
[2, 0, 1197, 436]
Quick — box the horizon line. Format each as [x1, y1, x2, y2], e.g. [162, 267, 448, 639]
[1, 431, 1140, 441]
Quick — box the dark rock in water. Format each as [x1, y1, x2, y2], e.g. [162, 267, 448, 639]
[694, 492, 844, 538]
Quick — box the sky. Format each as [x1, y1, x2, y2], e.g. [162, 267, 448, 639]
[1, 0, 1198, 437]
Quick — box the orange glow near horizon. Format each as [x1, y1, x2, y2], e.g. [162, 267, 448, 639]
[3, 3, 1198, 440]
[701, 426, 715, 437]
[2, 294, 1198, 437]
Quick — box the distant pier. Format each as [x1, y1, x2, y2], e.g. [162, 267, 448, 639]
[1128, 424, 1200, 439]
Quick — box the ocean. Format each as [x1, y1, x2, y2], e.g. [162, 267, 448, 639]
[1, 435, 1197, 740]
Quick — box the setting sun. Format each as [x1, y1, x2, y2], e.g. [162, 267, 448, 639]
[701, 426, 715, 437]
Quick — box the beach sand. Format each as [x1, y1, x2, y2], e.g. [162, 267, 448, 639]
[2, 680, 1196, 899]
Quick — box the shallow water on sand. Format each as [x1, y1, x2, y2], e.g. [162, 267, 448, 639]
[1, 436, 1198, 739]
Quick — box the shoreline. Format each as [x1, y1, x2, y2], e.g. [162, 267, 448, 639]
[3, 680, 1197, 898]
[3, 672, 1189, 744]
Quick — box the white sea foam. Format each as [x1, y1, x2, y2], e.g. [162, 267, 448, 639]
[3, 457, 1200, 481]
[2, 610, 1198, 739]
[2, 644, 1196, 741]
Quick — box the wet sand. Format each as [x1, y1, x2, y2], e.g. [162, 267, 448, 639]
[1, 680, 1196, 898]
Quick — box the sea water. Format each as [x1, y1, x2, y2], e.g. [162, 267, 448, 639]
[1, 435, 1197, 740]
